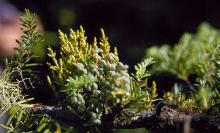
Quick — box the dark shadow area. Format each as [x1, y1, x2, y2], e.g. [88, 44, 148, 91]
[8, 0, 220, 68]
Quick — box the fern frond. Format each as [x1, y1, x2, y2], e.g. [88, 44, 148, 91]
[133, 57, 154, 81]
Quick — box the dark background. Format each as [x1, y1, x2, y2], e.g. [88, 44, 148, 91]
[8, 0, 220, 67]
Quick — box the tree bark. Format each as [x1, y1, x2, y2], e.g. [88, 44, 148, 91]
[26, 104, 220, 133]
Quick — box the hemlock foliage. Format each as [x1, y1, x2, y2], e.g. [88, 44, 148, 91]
[1, 10, 220, 133]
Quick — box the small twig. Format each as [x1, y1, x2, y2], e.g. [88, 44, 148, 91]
[26, 105, 63, 117]
[184, 78, 196, 92]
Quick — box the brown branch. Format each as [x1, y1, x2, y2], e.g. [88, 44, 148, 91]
[25, 105, 88, 132]
[25, 105, 84, 123]
[113, 104, 220, 132]
[26, 104, 220, 132]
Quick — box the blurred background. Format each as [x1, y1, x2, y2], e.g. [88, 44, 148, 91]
[4, 0, 220, 68]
